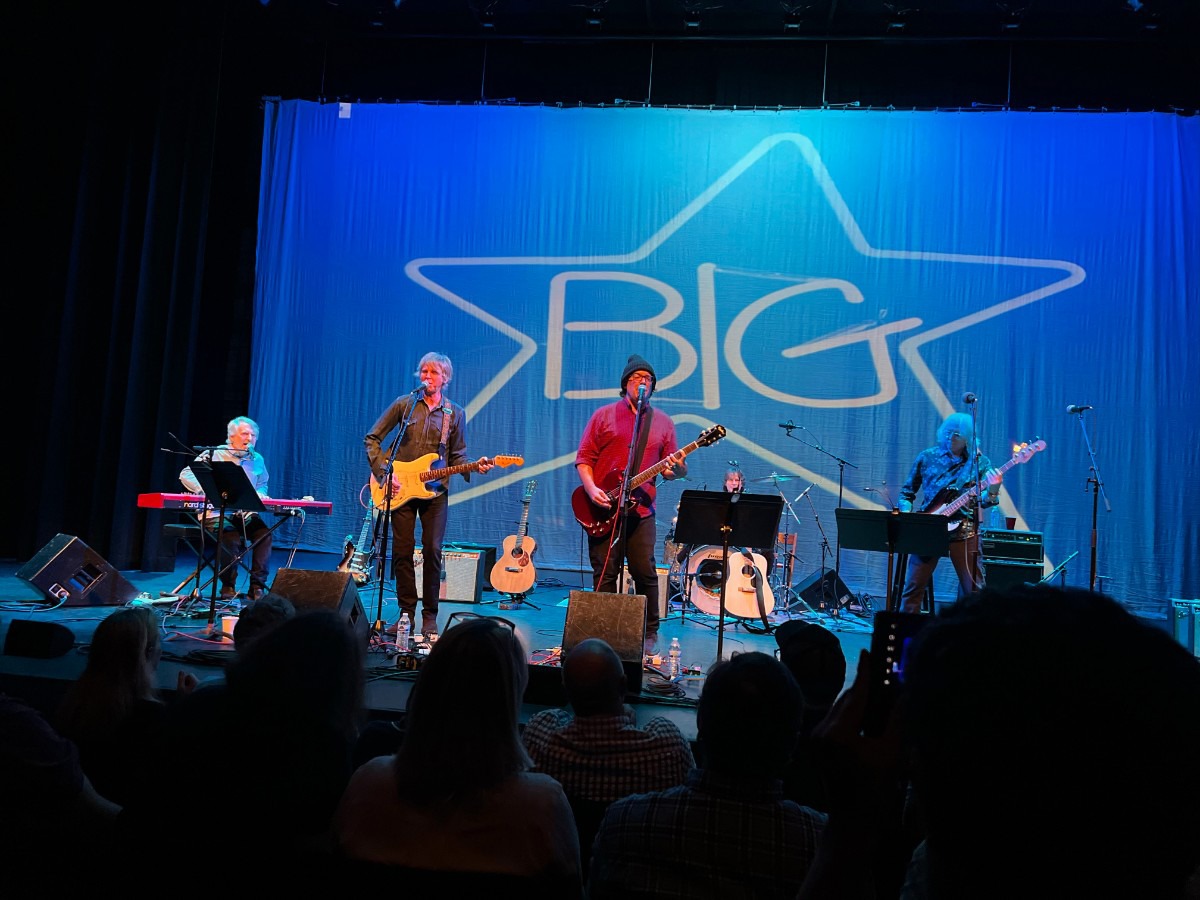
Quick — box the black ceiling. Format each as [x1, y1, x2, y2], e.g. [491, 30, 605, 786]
[262, 0, 1196, 43]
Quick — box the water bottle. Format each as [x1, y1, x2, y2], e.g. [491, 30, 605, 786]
[668, 637, 682, 678]
[396, 612, 411, 653]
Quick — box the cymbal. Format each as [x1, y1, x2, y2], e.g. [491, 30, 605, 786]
[748, 472, 800, 483]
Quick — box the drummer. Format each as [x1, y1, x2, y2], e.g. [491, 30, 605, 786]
[723, 466, 776, 578]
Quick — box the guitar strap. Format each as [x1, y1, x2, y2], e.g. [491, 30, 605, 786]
[438, 402, 453, 456]
[633, 406, 655, 475]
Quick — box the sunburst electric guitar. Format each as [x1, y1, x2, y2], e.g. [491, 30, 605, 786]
[571, 425, 727, 538]
[489, 480, 538, 596]
[337, 502, 379, 586]
[926, 439, 1046, 531]
[370, 453, 523, 509]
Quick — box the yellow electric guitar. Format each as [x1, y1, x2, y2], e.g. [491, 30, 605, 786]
[489, 479, 538, 596]
[370, 453, 523, 509]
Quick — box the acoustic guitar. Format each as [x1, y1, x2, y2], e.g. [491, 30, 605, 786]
[571, 425, 727, 537]
[489, 479, 538, 596]
[370, 453, 523, 509]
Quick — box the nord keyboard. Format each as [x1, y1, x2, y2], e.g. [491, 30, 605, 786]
[137, 492, 333, 516]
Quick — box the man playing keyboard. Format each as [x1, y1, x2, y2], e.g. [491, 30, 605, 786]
[179, 415, 273, 601]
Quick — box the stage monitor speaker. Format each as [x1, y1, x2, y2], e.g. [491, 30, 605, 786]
[270, 569, 369, 645]
[16, 534, 138, 607]
[982, 559, 1044, 592]
[414, 550, 485, 603]
[563, 590, 646, 697]
[794, 568, 854, 611]
[3, 619, 77, 658]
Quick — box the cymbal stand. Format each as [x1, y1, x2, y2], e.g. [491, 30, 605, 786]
[1070, 407, 1111, 591]
[777, 485, 820, 619]
[781, 425, 858, 577]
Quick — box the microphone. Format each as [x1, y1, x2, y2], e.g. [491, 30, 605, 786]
[794, 483, 815, 502]
[778, 420, 796, 431]
[411, 380, 430, 395]
[963, 392, 977, 404]
[1066, 404, 1093, 414]
[637, 383, 646, 405]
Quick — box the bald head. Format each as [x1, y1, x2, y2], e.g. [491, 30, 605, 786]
[562, 638, 627, 716]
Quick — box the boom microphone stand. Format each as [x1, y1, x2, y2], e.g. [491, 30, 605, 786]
[779, 423, 857, 580]
[373, 385, 424, 636]
[1069, 406, 1110, 590]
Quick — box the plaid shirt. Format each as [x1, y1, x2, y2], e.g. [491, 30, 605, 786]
[521, 706, 695, 803]
[587, 768, 827, 899]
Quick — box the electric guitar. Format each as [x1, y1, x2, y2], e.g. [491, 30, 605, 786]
[337, 502, 379, 586]
[926, 439, 1046, 531]
[489, 480, 538, 596]
[370, 453, 523, 509]
[571, 425, 727, 538]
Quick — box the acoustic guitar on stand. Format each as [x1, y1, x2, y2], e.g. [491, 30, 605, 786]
[370, 453, 523, 509]
[571, 425, 727, 538]
[489, 479, 538, 596]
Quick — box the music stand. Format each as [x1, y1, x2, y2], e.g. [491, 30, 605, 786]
[190, 460, 267, 631]
[835, 509, 949, 613]
[674, 490, 783, 662]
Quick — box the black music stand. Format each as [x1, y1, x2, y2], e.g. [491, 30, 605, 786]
[190, 460, 267, 631]
[835, 509, 949, 613]
[674, 490, 782, 662]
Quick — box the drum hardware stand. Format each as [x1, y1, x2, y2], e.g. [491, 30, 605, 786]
[780, 425, 858, 594]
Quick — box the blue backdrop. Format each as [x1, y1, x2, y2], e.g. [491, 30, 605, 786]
[250, 101, 1199, 613]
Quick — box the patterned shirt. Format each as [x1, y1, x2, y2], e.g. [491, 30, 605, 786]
[587, 768, 827, 899]
[898, 445, 997, 542]
[521, 706, 695, 803]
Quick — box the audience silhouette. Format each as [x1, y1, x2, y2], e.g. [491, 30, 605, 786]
[54, 607, 197, 806]
[588, 650, 827, 899]
[798, 585, 1200, 900]
[522, 637, 695, 876]
[334, 616, 581, 893]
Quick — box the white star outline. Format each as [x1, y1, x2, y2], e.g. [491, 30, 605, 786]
[406, 130, 1085, 539]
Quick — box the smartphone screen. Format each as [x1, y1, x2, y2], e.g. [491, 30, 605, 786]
[862, 611, 930, 735]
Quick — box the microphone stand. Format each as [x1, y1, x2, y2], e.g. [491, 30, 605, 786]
[373, 387, 423, 636]
[1038, 550, 1079, 588]
[1070, 408, 1111, 591]
[778, 486, 818, 618]
[967, 397, 985, 590]
[612, 390, 647, 595]
[782, 426, 858, 577]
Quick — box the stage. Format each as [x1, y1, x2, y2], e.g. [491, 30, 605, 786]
[0, 548, 876, 741]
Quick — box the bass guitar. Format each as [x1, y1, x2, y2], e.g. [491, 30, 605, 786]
[370, 453, 523, 509]
[337, 502, 379, 586]
[489, 479, 538, 596]
[926, 439, 1046, 531]
[571, 425, 727, 538]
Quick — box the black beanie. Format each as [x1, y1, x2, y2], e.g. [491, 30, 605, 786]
[620, 354, 657, 393]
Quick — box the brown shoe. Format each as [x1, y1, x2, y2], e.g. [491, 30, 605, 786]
[220, 586, 237, 601]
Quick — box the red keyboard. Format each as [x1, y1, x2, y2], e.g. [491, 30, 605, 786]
[137, 492, 333, 516]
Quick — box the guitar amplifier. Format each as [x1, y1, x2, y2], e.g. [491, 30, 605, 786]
[980, 528, 1044, 563]
[414, 550, 485, 604]
[622, 565, 671, 619]
[1172, 599, 1200, 659]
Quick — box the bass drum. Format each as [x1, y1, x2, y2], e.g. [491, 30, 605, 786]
[686, 544, 775, 619]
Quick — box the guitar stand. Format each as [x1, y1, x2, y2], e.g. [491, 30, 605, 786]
[497, 591, 540, 611]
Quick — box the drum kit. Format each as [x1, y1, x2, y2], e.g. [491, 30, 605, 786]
[661, 472, 804, 623]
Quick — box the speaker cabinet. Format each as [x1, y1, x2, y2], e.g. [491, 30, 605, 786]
[563, 590, 646, 696]
[16, 534, 138, 607]
[982, 559, 1044, 591]
[269, 569, 369, 645]
[414, 550, 485, 603]
[794, 568, 854, 611]
[1172, 600, 1200, 659]
[3, 619, 77, 658]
